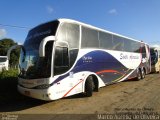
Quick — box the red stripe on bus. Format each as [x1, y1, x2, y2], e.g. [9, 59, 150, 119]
[63, 80, 84, 97]
[96, 70, 124, 75]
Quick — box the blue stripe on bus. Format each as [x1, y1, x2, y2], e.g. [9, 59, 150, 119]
[52, 50, 133, 85]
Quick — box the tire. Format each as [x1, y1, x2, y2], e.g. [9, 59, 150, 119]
[141, 68, 145, 79]
[137, 69, 141, 80]
[85, 76, 94, 97]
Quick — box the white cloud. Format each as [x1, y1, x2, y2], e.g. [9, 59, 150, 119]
[0, 29, 6, 39]
[108, 9, 117, 15]
[46, 6, 54, 14]
[18, 42, 23, 45]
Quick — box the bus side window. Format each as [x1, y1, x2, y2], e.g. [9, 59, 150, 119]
[99, 32, 113, 50]
[124, 39, 132, 52]
[81, 27, 99, 48]
[57, 23, 80, 49]
[55, 47, 69, 67]
[112, 35, 124, 51]
[131, 42, 141, 53]
[54, 46, 69, 75]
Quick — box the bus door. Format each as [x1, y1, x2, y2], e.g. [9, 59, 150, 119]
[54, 41, 69, 75]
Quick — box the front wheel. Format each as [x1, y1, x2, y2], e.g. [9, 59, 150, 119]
[85, 76, 94, 97]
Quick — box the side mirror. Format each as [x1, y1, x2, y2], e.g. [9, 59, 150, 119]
[7, 45, 23, 60]
[39, 36, 56, 57]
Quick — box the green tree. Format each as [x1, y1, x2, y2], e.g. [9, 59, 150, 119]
[0, 38, 20, 67]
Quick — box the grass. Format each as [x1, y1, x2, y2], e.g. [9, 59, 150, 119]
[0, 68, 18, 80]
[0, 69, 45, 112]
[0, 69, 21, 104]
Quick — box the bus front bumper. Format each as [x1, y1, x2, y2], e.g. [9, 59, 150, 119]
[18, 85, 53, 101]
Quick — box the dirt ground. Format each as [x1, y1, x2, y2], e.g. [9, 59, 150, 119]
[0, 73, 160, 120]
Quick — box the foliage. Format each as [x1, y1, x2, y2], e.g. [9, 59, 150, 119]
[0, 38, 15, 55]
[0, 69, 19, 102]
[0, 38, 20, 67]
[0, 69, 18, 80]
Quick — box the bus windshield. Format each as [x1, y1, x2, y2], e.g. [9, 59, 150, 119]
[19, 20, 59, 79]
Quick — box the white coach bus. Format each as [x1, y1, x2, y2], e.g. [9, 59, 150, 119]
[0, 56, 8, 71]
[8, 19, 151, 100]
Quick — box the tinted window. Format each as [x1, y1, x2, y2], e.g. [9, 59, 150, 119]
[39, 41, 53, 77]
[124, 39, 132, 52]
[131, 42, 141, 53]
[57, 23, 79, 49]
[123, 39, 141, 53]
[56, 23, 80, 74]
[112, 35, 124, 51]
[55, 47, 69, 67]
[54, 46, 69, 75]
[25, 20, 59, 50]
[99, 32, 113, 49]
[19, 41, 53, 79]
[81, 27, 99, 48]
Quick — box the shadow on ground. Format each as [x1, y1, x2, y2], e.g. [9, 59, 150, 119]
[0, 75, 145, 112]
[123, 78, 139, 82]
[0, 77, 47, 112]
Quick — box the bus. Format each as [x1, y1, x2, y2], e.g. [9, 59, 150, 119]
[0, 56, 8, 71]
[150, 47, 160, 73]
[8, 19, 151, 100]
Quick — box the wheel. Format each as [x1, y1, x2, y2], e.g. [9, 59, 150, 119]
[137, 69, 141, 80]
[85, 76, 94, 97]
[141, 68, 145, 79]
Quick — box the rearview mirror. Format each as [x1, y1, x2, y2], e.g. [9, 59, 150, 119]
[39, 36, 56, 57]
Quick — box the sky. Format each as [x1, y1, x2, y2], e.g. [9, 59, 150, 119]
[0, 0, 160, 47]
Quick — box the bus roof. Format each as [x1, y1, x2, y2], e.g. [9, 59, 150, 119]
[58, 18, 147, 44]
[29, 18, 148, 45]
